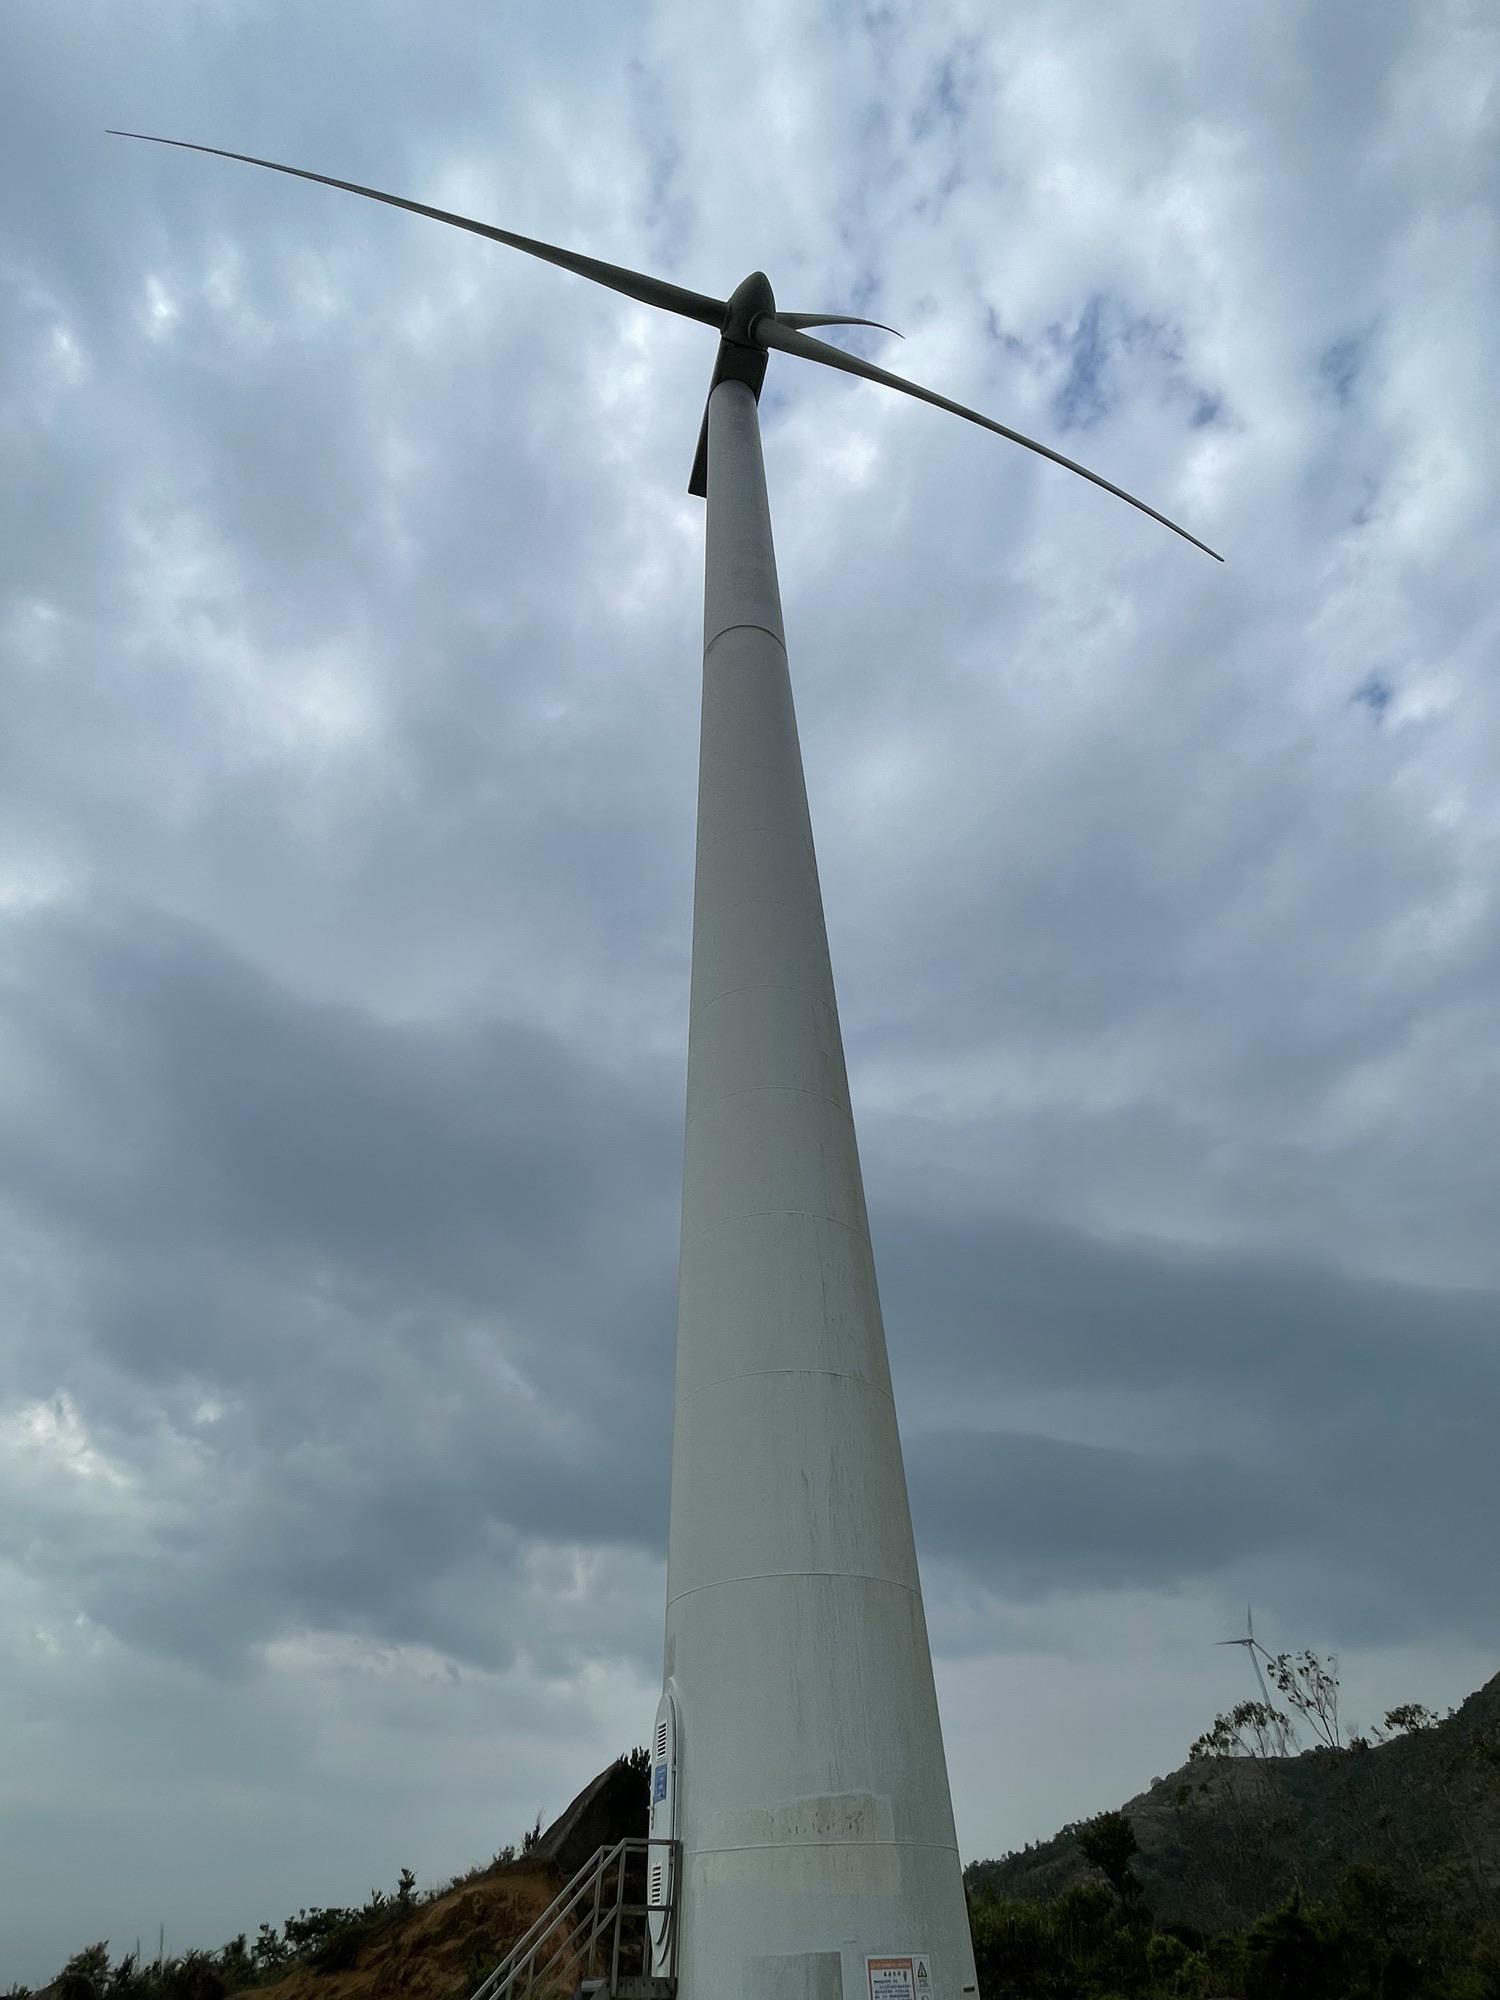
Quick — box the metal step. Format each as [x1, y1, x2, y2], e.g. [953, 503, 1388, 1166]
[575, 1981, 674, 2000]
[470, 1836, 677, 2000]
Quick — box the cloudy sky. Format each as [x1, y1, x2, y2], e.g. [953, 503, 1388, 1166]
[4, 0, 1499, 1981]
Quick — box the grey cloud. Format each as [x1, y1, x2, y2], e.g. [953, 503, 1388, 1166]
[880, 1204, 1500, 1635]
[0, 902, 675, 1679]
[0, 903, 677, 1306]
[909, 1428, 1295, 1593]
[875, 1203, 1500, 1415]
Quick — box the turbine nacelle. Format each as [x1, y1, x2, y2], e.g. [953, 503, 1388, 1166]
[686, 272, 909, 497]
[722, 270, 776, 347]
[688, 273, 776, 500]
[106, 130, 1224, 560]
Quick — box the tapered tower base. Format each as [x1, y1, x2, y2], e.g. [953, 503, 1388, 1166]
[660, 380, 978, 2000]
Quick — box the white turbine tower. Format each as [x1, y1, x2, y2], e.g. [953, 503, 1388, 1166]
[111, 132, 1222, 2000]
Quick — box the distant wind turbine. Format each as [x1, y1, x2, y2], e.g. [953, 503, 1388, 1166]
[110, 128, 1223, 2000]
[1218, 1604, 1277, 1710]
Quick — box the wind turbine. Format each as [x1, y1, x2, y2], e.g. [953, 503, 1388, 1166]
[1217, 1604, 1277, 1712]
[111, 130, 1222, 2000]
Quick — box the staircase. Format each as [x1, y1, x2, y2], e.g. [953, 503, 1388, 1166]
[466, 1837, 677, 2000]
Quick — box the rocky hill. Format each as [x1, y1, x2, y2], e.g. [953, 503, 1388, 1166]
[965, 1668, 1500, 1932]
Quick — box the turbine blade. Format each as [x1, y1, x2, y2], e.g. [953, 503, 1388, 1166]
[106, 131, 728, 329]
[756, 316, 1223, 562]
[687, 399, 711, 500]
[775, 312, 904, 339]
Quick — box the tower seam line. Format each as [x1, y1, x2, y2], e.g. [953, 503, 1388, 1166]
[704, 620, 788, 656]
[667, 1569, 921, 1609]
[682, 1839, 963, 1858]
[690, 978, 835, 1021]
[685, 1081, 851, 1119]
[675, 1366, 895, 1412]
[679, 1208, 873, 1253]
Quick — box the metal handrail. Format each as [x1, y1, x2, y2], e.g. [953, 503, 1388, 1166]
[469, 1845, 615, 2000]
[468, 1837, 678, 2000]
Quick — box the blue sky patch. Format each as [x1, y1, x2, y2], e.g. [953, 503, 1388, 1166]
[1052, 293, 1114, 431]
[1320, 325, 1376, 405]
[1352, 673, 1395, 717]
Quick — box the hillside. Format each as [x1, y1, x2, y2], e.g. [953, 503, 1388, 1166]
[21, 1756, 650, 2000]
[249, 1864, 561, 2000]
[23, 1674, 1500, 2000]
[22, 1863, 561, 2000]
[966, 1667, 1500, 1932]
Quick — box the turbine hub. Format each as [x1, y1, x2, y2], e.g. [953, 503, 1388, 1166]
[723, 270, 775, 348]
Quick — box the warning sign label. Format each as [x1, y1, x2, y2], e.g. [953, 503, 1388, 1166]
[865, 1954, 931, 1999]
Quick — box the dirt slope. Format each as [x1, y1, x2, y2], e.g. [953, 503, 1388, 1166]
[252, 1863, 562, 2000]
